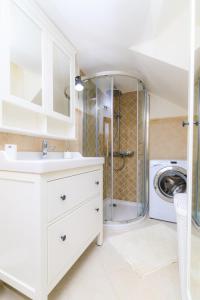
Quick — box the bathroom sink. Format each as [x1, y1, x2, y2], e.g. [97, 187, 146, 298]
[16, 151, 82, 161]
[0, 151, 104, 174]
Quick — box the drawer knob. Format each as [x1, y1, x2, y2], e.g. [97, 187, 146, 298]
[95, 181, 100, 185]
[60, 195, 66, 201]
[95, 208, 100, 212]
[60, 235, 66, 241]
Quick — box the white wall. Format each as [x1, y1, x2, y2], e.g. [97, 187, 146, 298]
[150, 93, 187, 119]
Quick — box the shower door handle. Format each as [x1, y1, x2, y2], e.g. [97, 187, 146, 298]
[182, 121, 200, 127]
[182, 121, 189, 127]
[193, 121, 200, 126]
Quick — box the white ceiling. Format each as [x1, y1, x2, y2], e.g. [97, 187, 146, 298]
[36, 0, 190, 108]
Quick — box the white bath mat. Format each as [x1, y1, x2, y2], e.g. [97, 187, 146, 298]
[108, 223, 178, 277]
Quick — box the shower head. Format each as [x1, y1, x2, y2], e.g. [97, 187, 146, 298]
[113, 88, 122, 97]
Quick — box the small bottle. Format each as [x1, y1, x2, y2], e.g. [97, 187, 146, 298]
[4, 144, 17, 160]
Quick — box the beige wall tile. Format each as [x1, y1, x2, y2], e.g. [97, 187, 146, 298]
[149, 116, 187, 160]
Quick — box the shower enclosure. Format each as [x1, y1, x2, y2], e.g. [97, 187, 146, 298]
[82, 72, 149, 225]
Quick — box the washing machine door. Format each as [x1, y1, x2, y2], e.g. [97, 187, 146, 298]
[154, 166, 187, 203]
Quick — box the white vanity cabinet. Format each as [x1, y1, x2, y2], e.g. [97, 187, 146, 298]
[0, 163, 103, 300]
[0, 0, 77, 140]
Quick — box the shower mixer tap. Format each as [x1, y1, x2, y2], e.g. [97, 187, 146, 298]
[112, 150, 134, 157]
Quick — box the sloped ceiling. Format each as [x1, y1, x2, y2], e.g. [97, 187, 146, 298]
[36, 0, 190, 108]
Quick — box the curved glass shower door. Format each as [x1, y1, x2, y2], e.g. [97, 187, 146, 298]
[82, 76, 114, 221]
[82, 73, 149, 224]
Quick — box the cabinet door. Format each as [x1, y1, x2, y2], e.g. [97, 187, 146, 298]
[9, 1, 42, 107]
[53, 44, 71, 117]
[48, 196, 101, 287]
[0, 0, 77, 139]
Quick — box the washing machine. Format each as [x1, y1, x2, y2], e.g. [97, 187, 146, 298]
[149, 160, 187, 222]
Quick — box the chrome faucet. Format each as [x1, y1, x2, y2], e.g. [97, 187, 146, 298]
[42, 140, 48, 159]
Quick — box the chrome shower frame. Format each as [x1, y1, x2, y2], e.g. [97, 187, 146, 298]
[82, 71, 150, 225]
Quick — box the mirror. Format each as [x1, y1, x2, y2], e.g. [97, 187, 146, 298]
[190, 0, 200, 298]
[10, 2, 42, 106]
[53, 44, 71, 117]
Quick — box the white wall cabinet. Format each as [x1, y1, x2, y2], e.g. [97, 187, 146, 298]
[0, 164, 103, 300]
[0, 0, 77, 140]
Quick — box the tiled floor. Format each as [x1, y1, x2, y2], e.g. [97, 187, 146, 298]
[0, 219, 181, 300]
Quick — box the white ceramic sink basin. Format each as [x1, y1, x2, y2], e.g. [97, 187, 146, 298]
[16, 151, 82, 160]
[0, 151, 104, 174]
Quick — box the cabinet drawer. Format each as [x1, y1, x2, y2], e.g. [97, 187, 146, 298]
[47, 170, 101, 221]
[47, 197, 101, 285]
